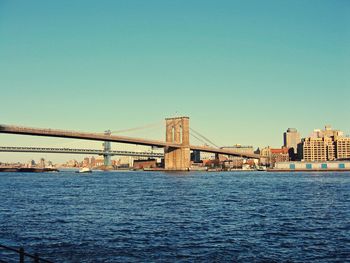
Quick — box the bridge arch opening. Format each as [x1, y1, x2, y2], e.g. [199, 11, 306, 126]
[179, 125, 183, 144]
[172, 126, 175, 143]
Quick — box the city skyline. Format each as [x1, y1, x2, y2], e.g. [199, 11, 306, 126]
[1, 0, 349, 162]
[0, 123, 348, 163]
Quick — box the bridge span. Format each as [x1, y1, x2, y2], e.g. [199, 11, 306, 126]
[0, 146, 164, 158]
[190, 145, 259, 159]
[0, 125, 259, 158]
[0, 125, 177, 148]
[0, 118, 260, 170]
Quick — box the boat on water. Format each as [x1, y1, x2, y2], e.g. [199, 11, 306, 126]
[0, 167, 59, 173]
[77, 167, 92, 173]
[256, 166, 267, 171]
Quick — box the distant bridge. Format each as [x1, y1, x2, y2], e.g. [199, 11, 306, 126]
[0, 125, 259, 158]
[0, 118, 260, 170]
[0, 146, 164, 158]
[0, 125, 175, 147]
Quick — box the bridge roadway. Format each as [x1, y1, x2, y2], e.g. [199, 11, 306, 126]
[0, 146, 164, 158]
[0, 125, 260, 159]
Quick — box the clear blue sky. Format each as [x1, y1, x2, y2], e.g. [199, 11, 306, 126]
[0, 0, 349, 162]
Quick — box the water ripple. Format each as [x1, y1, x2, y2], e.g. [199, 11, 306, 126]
[0, 171, 349, 262]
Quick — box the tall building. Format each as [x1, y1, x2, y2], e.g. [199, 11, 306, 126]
[300, 137, 335, 161]
[310, 125, 344, 138]
[191, 150, 201, 163]
[39, 158, 45, 168]
[336, 137, 350, 159]
[299, 125, 350, 161]
[283, 128, 301, 154]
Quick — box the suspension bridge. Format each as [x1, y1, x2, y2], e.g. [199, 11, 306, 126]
[0, 117, 259, 170]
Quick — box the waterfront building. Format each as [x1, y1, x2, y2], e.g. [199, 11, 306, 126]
[300, 137, 335, 161]
[336, 137, 350, 159]
[283, 128, 301, 154]
[223, 159, 243, 169]
[94, 157, 105, 167]
[199, 151, 216, 161]
[39, 158, 45, 168]
[299, 125, 350, 161]
[133, 159, 157, 170]
[260, 146, 290, 166]
[260, 147, 270, 166]
[218, 145, 254, 164]
[191, 150, 201, 163]
[271, 148, 290, 164]
[254, 147, 261, 155]
[90, 156, 96, 167]
[28, 160, 36, 168]
[66, 159, 79, 167]
[83, 157, 90, 167]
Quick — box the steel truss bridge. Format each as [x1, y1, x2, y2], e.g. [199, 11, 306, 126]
[0, 146, 164, 158]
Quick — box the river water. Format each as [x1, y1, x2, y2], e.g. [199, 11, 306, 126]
[0, 171, 349, 262]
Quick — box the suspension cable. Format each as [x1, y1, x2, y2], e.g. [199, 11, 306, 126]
[190, 128, 219, 148]
[110, 121, 163, 134]
[190, 133, 209, 146]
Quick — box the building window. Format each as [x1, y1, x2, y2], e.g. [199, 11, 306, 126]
[306, 163, 312, 169]
[321, 163, 327, 169]
[290, 164, 296, 170]
[339, 163, 345, 169]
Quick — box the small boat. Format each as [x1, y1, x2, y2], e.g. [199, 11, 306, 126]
[256, 166, 267, 171]
[77, 167, 92, 173]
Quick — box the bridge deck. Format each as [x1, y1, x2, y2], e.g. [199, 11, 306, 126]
[0, 125, 260, 159]
[190, 145, 260, 159]
[0, 125, 177, 148]
[0, 146, 164, 157]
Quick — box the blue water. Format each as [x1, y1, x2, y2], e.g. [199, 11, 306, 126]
[0, 171, 349, 262]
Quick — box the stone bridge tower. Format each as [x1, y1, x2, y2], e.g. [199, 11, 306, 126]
[164, 117, 190, 170]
